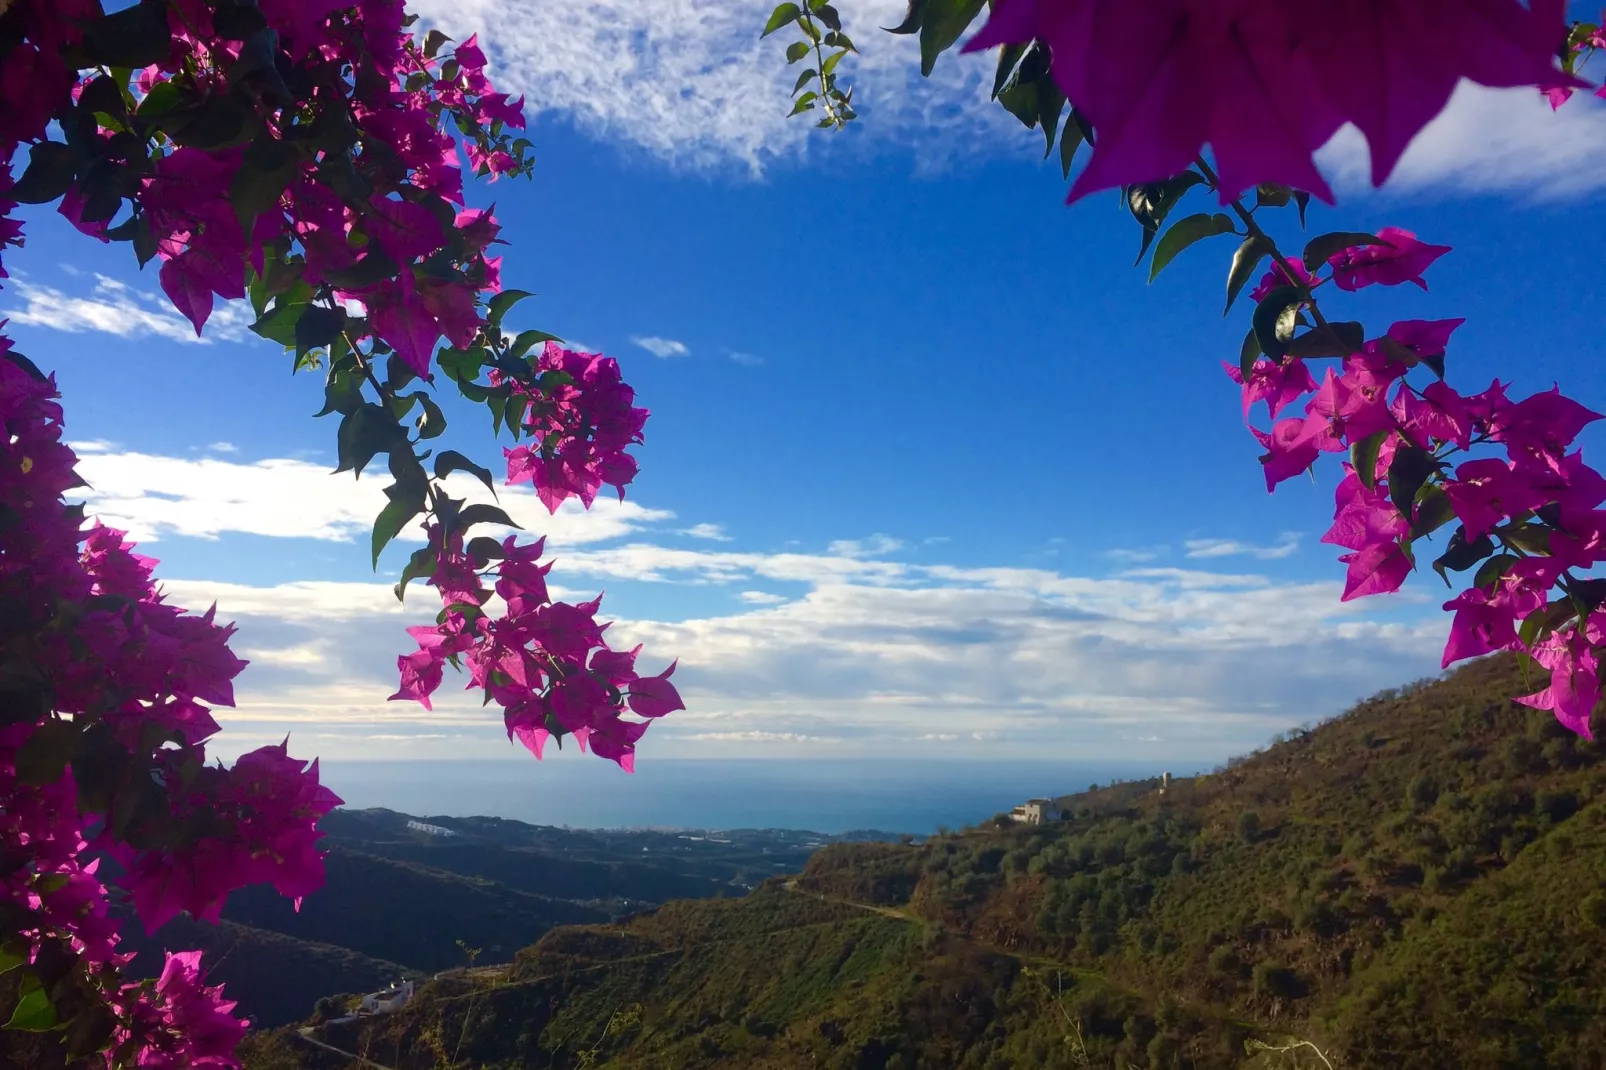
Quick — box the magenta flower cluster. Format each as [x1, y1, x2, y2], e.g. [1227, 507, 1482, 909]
[1226, 229, 1605, 739]
[502, 342, 650, 514]
[967, 0, 1588, 202]
[0, 347, 338, 1065]
[391, 525, 684, 773]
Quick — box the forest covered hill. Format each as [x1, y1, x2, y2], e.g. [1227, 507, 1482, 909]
[240, 654, 1606, 1069]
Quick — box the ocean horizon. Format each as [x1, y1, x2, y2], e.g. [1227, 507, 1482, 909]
[318, 758, 1204, 835]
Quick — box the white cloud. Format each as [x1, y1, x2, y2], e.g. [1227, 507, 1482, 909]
[680, 523, 733, 541]
[409, 0, 1606, 199]
[1319, 83, 1606, 200]
[410, 0, 1012, 174]
[828, 534, 904, 559]
[1106, 546, 1167, 564]
[728, 352, 764, 366]
[738, 591, 788, 605]
[2, 274, 253, 344]
[69, 446, 673, 547]
[631, 335, 690, 358]
[679, 731, 843, 744]
[205, 442, 240, 454]
[1184, 533, 1301, 561]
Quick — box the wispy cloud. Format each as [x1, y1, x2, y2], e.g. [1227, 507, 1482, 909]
[205, 442, 240, 454]
[728, 351, 764, 366]
[412, 0, 1606, 198]
[828, 534, 904, 559]
[1106, 546, 1167, 564]
[1184, 533, 1301, 561]
[680, 523, 733, 541]
[69, 445, 673, 547]
[631, 335, 690, 358]
[738, 591, 788, 605]
[3, 274, 253, 344]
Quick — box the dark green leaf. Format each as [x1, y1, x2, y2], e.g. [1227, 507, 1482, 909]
[213, 0, 269, 39]
[335, 404, 407, 477]
[372, 483, 427, 567]
[1387, 445, 1436, 518]
[1473, 553, 1521, 592]
[1501, 523, 1552, 556]
[793, 68, 816, 93]
[886, 0, 929, 33]
[1251, 285, 1304, 363]
[63, 1004, 117, 1061]
[1035, 78, 1066, 156]
[423, 29, 452, 58]
[510, 330, 562, 360]
[0, 948, 23, 977]
[1351, 430, 1389, 491]
[1224, 236, 1273, 315]
[814, 5, 842, 31]
[991, 42, 1028, 98]
[231, 135, 298, 236]
[9, 143, 77, 205]
[762, 2, 802, 36]
[314, 370, 365, 418]
[393, 546, 436, 603]
[1058, 111, 1086, 180]
[295, 306, 347, 359]
[487, 289, 534, 327]
[1284, 320, 1365, 359]
[786, 40, 811, 62]
[1238, 328, 1262, 379]
[1255, 184, 1292, 208]
[1432, 528, 1497, 586]
[1293, 190, 1312, 228]
[788, 93, 818, 116]
[322, 252, 400, 291]
[1302, 231, 1382, 272]
[81, 0, 172, 69]
[467, 536, 508, 567]
[1148, 213, 1234, 282]
[165, 94, 256, 151]
[4, 974, 56, 1032]
[1410, 484, 1456, 539]
[918, 0, 986, 77]
[15, 719, 77, 786]
[995, 81, 1039, 129]
[249, 301, 308, 348]
[415, 393, 447, 440]
[458, 504, 521, 532]
[132, 215, 159, 267]
[435, 450, 497, 493]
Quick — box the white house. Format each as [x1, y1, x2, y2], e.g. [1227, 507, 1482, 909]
[405, 820, 458, 837]
[1009, 799, 1063, 825]
[358, 980, 415, 1016]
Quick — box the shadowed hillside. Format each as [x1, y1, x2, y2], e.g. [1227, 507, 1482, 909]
[242, 654, 1606, 1069]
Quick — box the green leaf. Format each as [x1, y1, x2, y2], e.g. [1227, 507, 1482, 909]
[788, 94, 817, 116]
[1238, 328, 1262, 379]
[793, 68, 817, 93]
[1501, 523, 1552, 556]
[918, 0, 986, 77]
[459, 504, 521, 532]
[487, 289, 534, 327]
[1283, 320, 1365, 359]
[4, 974, 57, 1032]
[231, 135, 298, 237]
[995, 81, 1039, 129]
[886, 0, 929, 34]
[81, 0, 172, 68]
[1350, 430, 1389, 491]
[1293, 190, 1312, 228]
[295, 306, 347, 359]
[1473, 553, 1521, 592]
[250, 300, 309, 348]
[394, 546, 436, 603]
[434, 450, 497, 493]
[1058, 110, 1086, 180]
[467, 536, 508, 567]
[510, 330, 563, 360]
[786, 40, 811, 62]
[0, 948, 23, 977]
[1148, 213, 1234, 282]
[991, 42, 1028, 98]
[322, 251, 401, 291]
[335, 404, 407, 477]
[9, 142, 77, 205]
[423, 28, 452, 58]
[1224, 235, 1273, 314]
[1301, 231, 1382, 272]
[15, 719, 78, 787]
[1387, 445, 1437, 518]
[415, 393, 447, 440]
[372, 483, 428, 567]
[814, 4, 842, 31]
[1432, 528, 1496, 586]
[1255, 184, 1292, 208]
[1035, 78, 1066, 157]
[1410, 484, 1456, 539]
[63, 1004, 117, 1061]
[762, 2, 802, 36]
[1251, 285, 1304, 363]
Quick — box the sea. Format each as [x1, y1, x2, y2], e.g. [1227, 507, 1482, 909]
[318, 759, 1204, 835]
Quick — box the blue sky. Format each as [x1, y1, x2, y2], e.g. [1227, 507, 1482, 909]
[6, 0, 1606, 771]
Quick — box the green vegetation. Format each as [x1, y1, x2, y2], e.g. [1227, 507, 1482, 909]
[244, 654, 1605, 1068]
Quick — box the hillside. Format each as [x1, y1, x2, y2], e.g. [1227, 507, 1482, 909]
[244, 654, 1606, 1069]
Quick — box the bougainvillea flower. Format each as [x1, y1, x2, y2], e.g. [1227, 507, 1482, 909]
[1328, 228, 1452, 291]
[1384, 318, 1465, 364]
[1338, 537, 1412, 601]
[627, 660, 686, 719]
[1487, 386, 1604, 468]
[1254, 417, 1321, 490]
[1323, 469, 1407, 551]
[1443, 457, 1541, 539]
[1441, 587, 1520, 667]
[963, 0, 1343, 202]
[1249, 257, 1315, 303]
[1517, 627, 1600, 739]
[1392, 380, 1473, 451]
[1223, 357, 1317, 421]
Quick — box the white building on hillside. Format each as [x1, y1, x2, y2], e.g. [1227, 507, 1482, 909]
[358, 980, 415, 1016]
[1009, 799, 1063, 825]
[406, 820, 458, 837]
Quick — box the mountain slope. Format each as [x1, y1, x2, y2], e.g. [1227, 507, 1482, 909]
[253, 654, 1606, 1069]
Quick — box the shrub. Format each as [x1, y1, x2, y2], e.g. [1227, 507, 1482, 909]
[1236, 811, 1262, 844]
